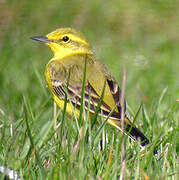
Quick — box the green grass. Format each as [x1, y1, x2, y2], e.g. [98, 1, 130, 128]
[0, 0, 179, 179]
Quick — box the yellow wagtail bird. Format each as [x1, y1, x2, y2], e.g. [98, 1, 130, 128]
[31, 28, 152, 150]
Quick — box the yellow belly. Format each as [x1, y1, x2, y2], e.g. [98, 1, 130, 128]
[53, 95, 80, 118]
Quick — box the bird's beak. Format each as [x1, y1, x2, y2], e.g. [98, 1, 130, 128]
[30, 36, 52, 43]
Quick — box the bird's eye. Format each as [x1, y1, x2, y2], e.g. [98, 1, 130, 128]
[62, 36, 69, 42]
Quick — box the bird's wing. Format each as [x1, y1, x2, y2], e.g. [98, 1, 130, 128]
[48, 54, 124, 118]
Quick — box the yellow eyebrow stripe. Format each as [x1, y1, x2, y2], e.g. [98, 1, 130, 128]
[67, 34, 89, 46]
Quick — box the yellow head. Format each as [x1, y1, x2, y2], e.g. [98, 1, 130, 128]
[31, 28, 93, 58]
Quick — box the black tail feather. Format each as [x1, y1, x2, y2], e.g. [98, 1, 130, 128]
[126, 124, 149, 147]
[126, 124, 158, 155]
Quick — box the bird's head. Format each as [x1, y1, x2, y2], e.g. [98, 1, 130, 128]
[31, 28, 92, 58]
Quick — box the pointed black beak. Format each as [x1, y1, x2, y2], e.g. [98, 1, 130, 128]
[30, 36, 52, 43]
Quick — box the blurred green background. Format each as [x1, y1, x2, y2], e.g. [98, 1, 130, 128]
[0, 0, 178, 118]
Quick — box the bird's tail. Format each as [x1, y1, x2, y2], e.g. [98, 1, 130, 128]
[108, 117, 149, 147]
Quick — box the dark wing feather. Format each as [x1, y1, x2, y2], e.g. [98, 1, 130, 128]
[52, 79, 120, 118]
[106, 79, 126, 118]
